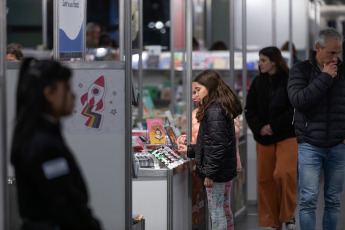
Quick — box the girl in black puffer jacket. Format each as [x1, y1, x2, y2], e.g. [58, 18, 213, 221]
[179, 69, 242, 230]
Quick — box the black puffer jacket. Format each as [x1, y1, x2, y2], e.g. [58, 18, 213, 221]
[288, 51, 345, 147]
[187, 103, 237, 182]
[245, 72, 295, 145]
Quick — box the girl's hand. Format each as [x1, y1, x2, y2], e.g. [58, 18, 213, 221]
[177, 135, 187, 145]
[178, 145, 187, 156]
[237, 159, 242, 173]
[204, 177, 213, 188]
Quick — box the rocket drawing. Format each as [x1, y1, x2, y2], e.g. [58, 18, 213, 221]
[80, 76, 106, 129]
[81, 75, 105, 111]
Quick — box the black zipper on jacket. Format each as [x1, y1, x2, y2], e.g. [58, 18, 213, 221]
[327, 89, 331, 141]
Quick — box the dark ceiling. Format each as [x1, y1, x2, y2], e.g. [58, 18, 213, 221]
[323, 0, 345, 4]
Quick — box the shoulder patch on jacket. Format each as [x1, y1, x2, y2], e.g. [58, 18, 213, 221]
[42, 157, 70, 180]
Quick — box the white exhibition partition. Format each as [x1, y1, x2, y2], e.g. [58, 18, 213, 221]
[132, 167, 189, 230]
[133, 179, 168, 229]
[233, 0, 307, 50]
[5, 61, 128, 230]
[5, 63, 20, 177]
[5, 63, 21, 230]
[63, 62, 127, 230]
[0, 0, 7, 229]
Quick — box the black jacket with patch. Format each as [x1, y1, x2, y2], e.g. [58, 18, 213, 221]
[11, 118, 102, 230]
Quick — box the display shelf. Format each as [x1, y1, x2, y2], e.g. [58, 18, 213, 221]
[132, 161, 189, 230]
[132, 50, 256, 227]
[132, 219, 145, 230]
[132, 134, 247, 229]
[134, 160, 189, 177]
[132, 51, 291, 71]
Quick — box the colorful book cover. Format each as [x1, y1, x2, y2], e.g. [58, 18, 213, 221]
[207, 51, 229, 69]
[142, 89, 155, 118]
[146, 118, 166, 144]
[165, 126, 178, 150]
[192, 52, 208, 69]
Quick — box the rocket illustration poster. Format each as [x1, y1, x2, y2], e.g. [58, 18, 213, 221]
[80, 76, 105, 129]
[63, 69, 125, 135]
[59, 0, 84, 58]
[146, 118, 166, 144]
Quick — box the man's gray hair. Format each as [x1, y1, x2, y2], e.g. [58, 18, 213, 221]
[86, 22, 100, 33]
[315, 27, 343, 47]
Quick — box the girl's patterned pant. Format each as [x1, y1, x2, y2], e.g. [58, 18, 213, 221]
[206, 181, 233, 230]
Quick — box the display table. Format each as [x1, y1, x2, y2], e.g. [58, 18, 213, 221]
[132, 162, 189, 230]
[132, 219, 145, 230]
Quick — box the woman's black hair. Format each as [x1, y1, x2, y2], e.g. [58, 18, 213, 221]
[7, 43, 24, 60]
[259, 46, 289, 75]
[11, 58, 72, 163]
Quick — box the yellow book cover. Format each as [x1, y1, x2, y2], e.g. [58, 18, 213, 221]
[146, 118, 166, 144]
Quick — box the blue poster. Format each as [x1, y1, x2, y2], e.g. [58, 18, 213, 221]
[59, 0, 84, 58]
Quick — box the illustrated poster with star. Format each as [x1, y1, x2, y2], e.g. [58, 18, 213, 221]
[63, 69, 125, 134]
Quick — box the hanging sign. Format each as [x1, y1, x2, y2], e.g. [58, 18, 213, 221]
[59, 0, 85, 58]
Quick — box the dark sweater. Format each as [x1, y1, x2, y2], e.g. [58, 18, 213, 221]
[245, 71, 295, 145]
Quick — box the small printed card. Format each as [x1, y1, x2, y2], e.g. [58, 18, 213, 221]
[165, 126, 178, 150]
[146, 118, 166, 144]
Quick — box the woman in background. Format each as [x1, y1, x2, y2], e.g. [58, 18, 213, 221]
[245, 46, 297, 230]
[6, 43, 24, 61]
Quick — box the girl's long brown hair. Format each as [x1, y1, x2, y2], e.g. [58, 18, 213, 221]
[194, 70, 242, 122]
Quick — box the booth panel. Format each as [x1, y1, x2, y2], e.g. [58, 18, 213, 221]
[63, 68, 126, 230]
[172, 169, 189, 230]
[133, 179, 168, 230]
[233, 140, 247, 216]
[63, 134, 126, 229]
[5, 64, 127, 230]
[247, 129, 257, 203]
[5, 69, 19, 177]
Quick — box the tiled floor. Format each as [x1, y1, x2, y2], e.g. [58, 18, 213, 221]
[235, 173, 345, 230]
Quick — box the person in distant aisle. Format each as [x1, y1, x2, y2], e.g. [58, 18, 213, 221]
[177, 78, 242, 230]
[193, 37, 200, 51]
[6, 43, 24, 61]
[99, 32, 112, 48]
[11, 58, 103, 230]
[281, 41, 301, 64]
[288, 27, 345, 230]
[86, 22, 101, 48]
[209, 41, 228, 51]
[179, 70, 242, 230]
[245, 46, 298, 230]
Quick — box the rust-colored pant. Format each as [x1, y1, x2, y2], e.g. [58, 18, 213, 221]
[256, 137, 298, 228]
